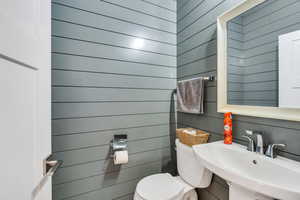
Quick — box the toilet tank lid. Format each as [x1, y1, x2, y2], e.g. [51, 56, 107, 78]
[136, 173, 184, 200]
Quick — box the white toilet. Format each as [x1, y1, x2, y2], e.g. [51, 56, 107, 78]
[134, 139, 213, 200]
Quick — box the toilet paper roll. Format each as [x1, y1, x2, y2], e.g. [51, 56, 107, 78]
[114, 150, 128, 165]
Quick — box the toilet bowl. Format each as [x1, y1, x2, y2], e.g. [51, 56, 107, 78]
[134, 139, 212, 200]
[134, 174, 197, 200]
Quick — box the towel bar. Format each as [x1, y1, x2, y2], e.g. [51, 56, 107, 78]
[177, 75, 215, 83]
[174, 76, 215, 93]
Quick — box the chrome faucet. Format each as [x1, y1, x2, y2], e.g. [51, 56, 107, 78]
[265, 144, 286, 158]
[242, 130, 264, 154]
[255, 133, 264, 155]
[242, 130, 255, 152]
[242, 129, 286, 159]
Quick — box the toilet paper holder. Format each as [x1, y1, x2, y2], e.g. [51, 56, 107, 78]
[110, 134, 128, 157]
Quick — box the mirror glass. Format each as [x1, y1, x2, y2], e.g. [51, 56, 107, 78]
[227, 0, 300, 108]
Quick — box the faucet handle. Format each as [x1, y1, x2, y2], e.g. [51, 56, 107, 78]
[273, 144, 286, 148]
[265, 144, 286, 158]
[245, 130, 253, 136]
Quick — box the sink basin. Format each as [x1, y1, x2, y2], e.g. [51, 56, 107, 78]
[193, 141, 300, 200]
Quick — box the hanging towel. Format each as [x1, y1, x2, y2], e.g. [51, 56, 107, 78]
[177, 78, 205, 114]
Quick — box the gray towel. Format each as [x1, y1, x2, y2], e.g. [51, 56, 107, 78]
[177, 78, 205, 114]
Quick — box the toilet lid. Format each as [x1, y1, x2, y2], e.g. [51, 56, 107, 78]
[136, 173, 184, 200]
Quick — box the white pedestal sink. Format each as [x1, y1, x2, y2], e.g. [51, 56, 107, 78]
[192, 141, 300, 200]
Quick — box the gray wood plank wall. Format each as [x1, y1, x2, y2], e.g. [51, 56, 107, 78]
[228, 16, 244, 105]
[51, 0, 177, 199]
[227, 0, 300, 107]
[177, 0, 300, 199]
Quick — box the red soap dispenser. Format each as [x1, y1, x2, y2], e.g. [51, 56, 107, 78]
[224, 112, 232, 144]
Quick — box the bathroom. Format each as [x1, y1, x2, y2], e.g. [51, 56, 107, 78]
[1, 0, 300, 199]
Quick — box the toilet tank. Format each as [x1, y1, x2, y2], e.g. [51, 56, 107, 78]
[176, 139, 212, 188]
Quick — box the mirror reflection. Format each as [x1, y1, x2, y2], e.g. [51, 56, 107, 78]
[227, 0, 300, 107]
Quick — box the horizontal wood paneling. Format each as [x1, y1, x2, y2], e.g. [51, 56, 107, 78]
[227, 0, 300, 106]
[52, 37, 176, 67]
[177, 0, 242, 43]
[177, 55, 216, 78]
[52, 102, 172, 119]
[243, 0, 298, 25]
[177, 0, 300, 199]
[62, 178, 139, 200]
[52, 0, 176, 33]
[177, 0, 204, 22]
[53, 112, 171, 137]
[228, 19, 244, 105]
[53, 136, 170, 167]
[52, 1, 176, 199]
[52, 3, 176, 45]
[53, 125, 170, 152]
[177, 0, 190, 10]
[52, 20, 176, 56]
[53, 147, 170, 184]
[53, 160, 170, 199]
[143, 0, 176, 12]
[52, 70, 175, 89]
[178, 40, 216, 66]
[104, 0, 176, 22]
[52, 53, 176, 79]
[52, 87, 173, 102]
[178, 24, 217, 55]
[178, 0, 224, 33]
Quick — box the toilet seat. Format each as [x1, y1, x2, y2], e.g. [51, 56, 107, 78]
[135, 173, 196, 200]
[135, 173, 184, 200]
[134, 140, 211, 200]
